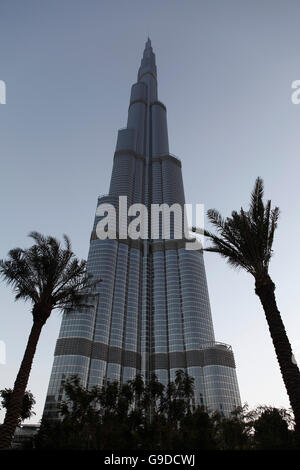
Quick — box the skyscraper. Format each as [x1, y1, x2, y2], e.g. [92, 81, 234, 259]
[44, 39, 241, 419]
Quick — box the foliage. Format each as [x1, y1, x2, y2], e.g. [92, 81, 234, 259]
[0, 389, 36, 425]
[193, 177, 279, 278]
[0, 231, 99, 316]
[35, 374, 299, 450]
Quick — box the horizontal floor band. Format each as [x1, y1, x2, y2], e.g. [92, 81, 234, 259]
[55, 337, 236, 369]
[89, 233, 200, 252]
[112, 150, 181, 168]
[128, 98, 147, 108]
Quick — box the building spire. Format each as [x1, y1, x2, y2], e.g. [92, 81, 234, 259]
[138, 37, 157, 81]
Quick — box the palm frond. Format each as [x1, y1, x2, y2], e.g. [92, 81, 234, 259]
[195, 178, 279, 278]
[0, 232, 99, 316]
[0, 248, 39, 302]
[250, 177, 264, 223]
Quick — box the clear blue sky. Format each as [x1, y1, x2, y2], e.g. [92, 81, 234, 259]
[1, 0, 300, 423]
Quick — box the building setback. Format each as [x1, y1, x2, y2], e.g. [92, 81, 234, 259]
[43, 39, 241, 419]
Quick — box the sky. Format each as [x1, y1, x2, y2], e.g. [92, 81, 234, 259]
[1, 0, 300, 424]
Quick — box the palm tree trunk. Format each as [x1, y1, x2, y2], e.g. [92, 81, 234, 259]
[255, 275, 300, 436]
[0, 319, 45, 449]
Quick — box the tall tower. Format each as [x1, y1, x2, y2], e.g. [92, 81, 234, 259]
[44, 39, 241, 419]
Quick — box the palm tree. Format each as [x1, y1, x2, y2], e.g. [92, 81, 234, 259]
[192, 177, 300, 434]
[0, 232, 98, 449]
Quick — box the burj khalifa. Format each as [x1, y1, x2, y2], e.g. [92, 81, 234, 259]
[44, 39, 241, 419]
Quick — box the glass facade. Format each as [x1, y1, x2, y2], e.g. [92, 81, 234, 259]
[43, 39, 241, 420]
